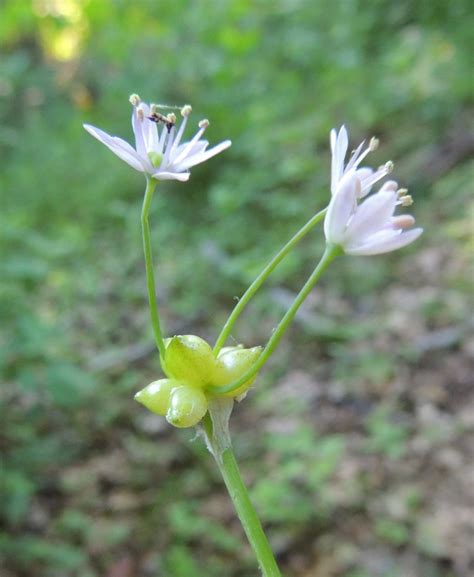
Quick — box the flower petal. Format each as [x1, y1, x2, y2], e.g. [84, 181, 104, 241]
[354, 167, 374, 197]
[344, 188, 397, 244]
[84, 124, 146, 172]
[132, 108, 147, 158]
[176, 140, 232, 170]
[346, 227, 423, 255]
[330, 125, 348, 194]
[324, 172, 359, 245]
[152, 170, 190, 182]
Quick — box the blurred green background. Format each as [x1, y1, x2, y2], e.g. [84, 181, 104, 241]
[1, 1, 473, 576]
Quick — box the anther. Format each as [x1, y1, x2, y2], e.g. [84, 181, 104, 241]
[199, 119, 209, 129]
[129, 93, 141, 106]
[181, 105, 192, 117]
[369, 137, 379, 151]
[400, 194, 413, 207]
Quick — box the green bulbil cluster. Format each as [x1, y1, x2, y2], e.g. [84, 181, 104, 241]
[135, 335, 261, 427]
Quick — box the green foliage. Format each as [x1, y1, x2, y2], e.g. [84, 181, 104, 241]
[374, 518, 410, 546]
[252, 426, 345, 523]
[364, 405, 410, 458]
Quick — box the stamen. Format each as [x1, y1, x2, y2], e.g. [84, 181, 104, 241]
[369, 137, 379, 151]
[181, 105, 192, 117]
[199, 119, 209, 129]
[399, 194, 413, 207]
[129, 93, 141, 106]
[166, 113, 177, 124]
[384, 161, 394, 173]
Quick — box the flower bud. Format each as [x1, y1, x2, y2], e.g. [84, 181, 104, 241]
[162, 335, 216, 387]
[166, 385, 208, 428]
[134, 378, 180, 415]
[211, 346, 262, 397]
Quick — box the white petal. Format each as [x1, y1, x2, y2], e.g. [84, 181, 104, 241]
[354, 167, 373, 197]
[173, 125, 208, 165]
[359, 165, 392, 196]
[145, 117, 159, 151]
[170, 114, 189, 152]
[173, 140, 208, 159]
[132, 108, 147, 157]
[176, 140, 232, 170]
[152, 170, 190, 182]
[344, 188, 397, 244]
[324, 173, 359, 244]
[84, 124, 146, 172]
[330, 125, 348, 194]
[162, 126, 176, 166]
[337, 125, 349, 161]
[346, 228, 423, 255]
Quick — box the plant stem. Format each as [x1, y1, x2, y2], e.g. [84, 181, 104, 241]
[217, 447, 282, 577]
[210, 244, 341, 395]
[202, 410, 281, 577]
[141, 178, 166, 358]
[213, 207, 328, 355]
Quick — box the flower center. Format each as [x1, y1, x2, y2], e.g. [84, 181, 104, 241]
[148, 151, 163, 168]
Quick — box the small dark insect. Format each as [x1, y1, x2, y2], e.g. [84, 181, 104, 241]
[148, 110, 177, 132]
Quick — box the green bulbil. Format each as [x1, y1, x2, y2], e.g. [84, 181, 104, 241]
[134, 378, 180, 415]
[136, 336, 262, 428]
[162, 335, 217, 387]
[166, 385, 208, 428]
[212, 346, 262, 397]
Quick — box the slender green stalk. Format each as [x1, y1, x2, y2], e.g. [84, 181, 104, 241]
[213, 207, 328, 355]
[218, 446, 282, 577]
[202, 414, 281, 577]
[141, 178, 166, 358]
[210, 244, 341, 395]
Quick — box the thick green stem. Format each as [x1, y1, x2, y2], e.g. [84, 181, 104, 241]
[213, 207, 328, 355]
[141, 178, 166, 358]
[210, 244, 341, 395]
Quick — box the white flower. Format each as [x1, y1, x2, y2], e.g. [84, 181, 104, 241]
[83, 94, 231, 182]
[324, 173, 423, 256]
[330, 125, 393, 198]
